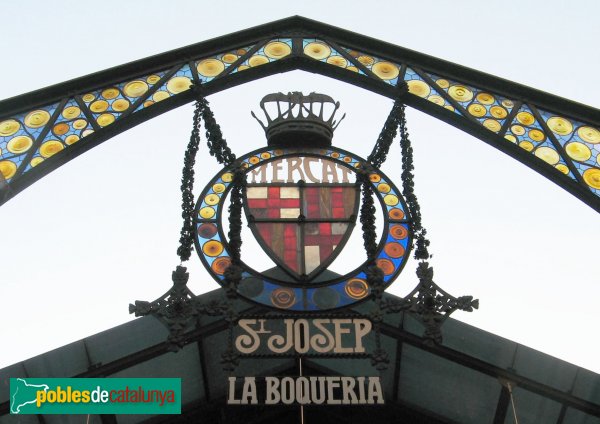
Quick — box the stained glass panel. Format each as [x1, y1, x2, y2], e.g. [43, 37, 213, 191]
[339, 45, 402, 85]
[0, 102, 60, 182]
[230, 40, 292, 75]
[535, 108, 600, 193]
[506, 105, 578, 182]
[197, 44, 255, 80]
[304, 39, 365, 76]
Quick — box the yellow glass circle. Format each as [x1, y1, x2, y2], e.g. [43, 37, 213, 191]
[511, 125, 525, 136]
[82, 129, 94, 137]
[502, 99, 515, 108]
[205, 193, 220, 206]
[519, 141, 534, 152]
[547, 116, 573, 136]
[483, 119, 501, 132]
[146, 75, 161, 84]
[24, 110, 51, 128]
[304, 42, 331, 60]
[448, 85, 474, 102]
[346, 66, 359, 73]
[476, 93, 495, 105]
[249, 156, 260, 164]
[143, 100, 154, 108]
[529, 129, 545, 142]
[152, 91, 170, 102]
[534, 146, 560, 165]
[583, 168, 600, 189]
[565, 142, 592, 162]
[330, 152, 340, 158]
[436, 79, 450, 88]
[62, 106, 81, 120]
[199, 206, 216, 219]
[0, 160, 17, 179]
[577, 126, 600, 144]
[101, 88, 119, 99]
[357, 55, 375, 66]
[123, 80, 149, 98]
[273, 149, 284, 156]
[202, 240, 224, 257]
[445, 105, 455, 112]
[7, 135, 33, 154]
[212, 183, 226, 193]
[260, 152, 271, 159]
[369, 173, 381, 183]
[555, 164, 569, 175]
[237, 65, 249, 72]
[377, 183, 391, 193]
[221, 172, 233, 182]
[237, 49, 247, 55]
[248, 55, 269, 67]
[40, 140, 64, 158]
[90, 100, 109, 113]
[428, 95, 444, 106]
[407, 80, 431, 98]
[343, 156, 352, 163]
[516, 111, 535, 126]
[112, 99, 130, 112]
[264, 41, 291, 59]
[221, 53, 238, 64]
[65, 135, 79, 145]
[468, 104, 486, 118]
[30, 157, 44, 167]
[384, 194, 399, 206]
[490, 106, 508, 119]
[73, 119, 88, 129]
[53, 123, 69, 136]
[372, 62, 399, 80]
[166, 76, 192, 94]
[197, 58, 225, 77]
[326, 55, 348, 68]
[97, 113, 115, 127]
[0, 119, 20, 136]
[82, 93, 95, 102]
[504, 134, 517, 143]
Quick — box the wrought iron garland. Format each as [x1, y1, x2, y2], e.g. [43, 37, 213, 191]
[398, 103, 430, 261]
[361, 93, 478, 367]
[361, 96, 407, 370]
[131, 85, 244, 369]
[176, 96, 203, 263]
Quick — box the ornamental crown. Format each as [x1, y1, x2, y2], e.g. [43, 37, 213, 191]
[251, 92, 345, 147]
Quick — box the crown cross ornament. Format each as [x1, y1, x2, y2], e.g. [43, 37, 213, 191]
[251, 91, 345, 147]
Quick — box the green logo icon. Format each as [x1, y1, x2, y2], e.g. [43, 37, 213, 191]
[10, 378, 181, 415]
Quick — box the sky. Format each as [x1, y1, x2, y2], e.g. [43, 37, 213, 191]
[0, 0, 599, 375]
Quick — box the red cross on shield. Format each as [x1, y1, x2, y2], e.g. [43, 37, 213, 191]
[245, 183, 359, 279]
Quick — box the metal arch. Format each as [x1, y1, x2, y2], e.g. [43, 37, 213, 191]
[0, 16, 599, 212]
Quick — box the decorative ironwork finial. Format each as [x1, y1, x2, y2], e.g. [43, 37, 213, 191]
[251, 92, 345, 147]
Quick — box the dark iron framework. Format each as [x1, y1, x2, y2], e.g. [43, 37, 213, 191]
[0, 16, 599, 212]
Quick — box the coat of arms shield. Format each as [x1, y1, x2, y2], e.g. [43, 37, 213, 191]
[245, 181, 358, 280]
